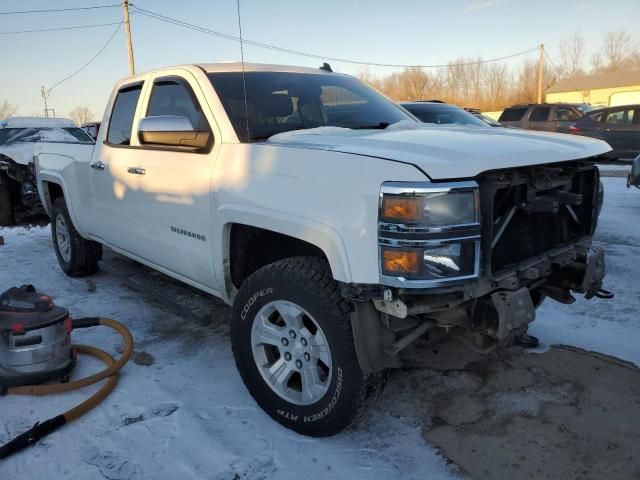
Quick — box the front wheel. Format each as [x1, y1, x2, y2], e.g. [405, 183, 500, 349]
[51, 197, 101, 277]
[231, 257, 371, 436]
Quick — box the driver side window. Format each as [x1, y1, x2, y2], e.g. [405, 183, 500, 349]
[147, 78, 209, 131]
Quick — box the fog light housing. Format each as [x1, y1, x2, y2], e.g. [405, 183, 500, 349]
[423, 240, 479, 279]
[381, 248, 422, 277]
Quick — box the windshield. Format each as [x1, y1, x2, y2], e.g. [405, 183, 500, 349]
[0, 127, 93, 145]
[208, 72, 414, 142]
[401, 104, 489, 127]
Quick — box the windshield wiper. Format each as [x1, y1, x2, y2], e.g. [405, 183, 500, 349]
[352, 122, 390, 130]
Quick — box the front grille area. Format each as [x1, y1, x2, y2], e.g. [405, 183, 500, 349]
[480, 162, 597, 274]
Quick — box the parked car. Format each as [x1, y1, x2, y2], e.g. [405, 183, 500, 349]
[0, 117, 93, 225]
[499, 103, 594, 133]
[477, 114, 503, 127]
[568, 105, 640, 160]
[462, 107, 503, 127]
[35, 63, 611, 436]
[81, 121, 101, 141]
[400, 101, 490, 127]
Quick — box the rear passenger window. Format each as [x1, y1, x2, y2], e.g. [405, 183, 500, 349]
[529, 107, 550, 122]
[107, 85, 142, 145]
[604, 109, 635, 125]
[499, 107, 527, 122]
[147, 78, 208, 131]
[588, 112, 604, 122]
[554, 107, 579, 121]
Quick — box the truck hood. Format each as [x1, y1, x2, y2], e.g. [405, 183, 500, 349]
[0, 143, 35, 166]
[268, 122, 612, 179]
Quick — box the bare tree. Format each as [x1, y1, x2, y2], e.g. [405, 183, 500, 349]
[558, 32, 586, 78]
[483, 63, 509, 111]
[401, 67, 431, 101]
[0, 100, 18, 119]
[68, 106, 94, 126]
[375, 67, 431, 101]
[592, 30, 640, 73]
[356, 67, 382, 91]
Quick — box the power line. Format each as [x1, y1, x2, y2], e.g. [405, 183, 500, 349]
[131, 5, 539, 69]
[46, 23, 123, 95]
[0, 4, 120, 15]
[543, 48, 584, 97]
[0, 21, 122, 35]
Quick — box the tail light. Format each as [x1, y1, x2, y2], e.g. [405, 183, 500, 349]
[568, 124, 581, 134]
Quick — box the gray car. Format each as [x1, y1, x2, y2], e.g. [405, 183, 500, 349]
[569, 105, 640, 160]
[499, 103, 594, 133]
[400, 101, 490, 127]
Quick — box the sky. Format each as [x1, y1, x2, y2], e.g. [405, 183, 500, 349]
[1, 0, 639, 121]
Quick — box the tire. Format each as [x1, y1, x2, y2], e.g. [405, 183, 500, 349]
[51, 197, 101, 277]
[231, 257, 370, 437]
[0, 182, 15, 226]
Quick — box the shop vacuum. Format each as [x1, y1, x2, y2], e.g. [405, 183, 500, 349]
[0, 285, 134, 460]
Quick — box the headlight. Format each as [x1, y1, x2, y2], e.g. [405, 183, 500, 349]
[382, 189, 478, 226]
[379, 181, 481, 286]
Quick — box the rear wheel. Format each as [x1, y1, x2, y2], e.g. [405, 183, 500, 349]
[51, 197, 101, 277]
[0, 182, 15, 226]
[231, 257, 372, 436]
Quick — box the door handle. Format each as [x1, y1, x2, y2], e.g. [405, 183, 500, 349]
[127, 167, 146, 175]
[91, 161, 107, 170]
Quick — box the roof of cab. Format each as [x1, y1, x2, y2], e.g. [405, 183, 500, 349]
[197, 62, 336, 75]
[113, 62, 341, 91]
[0, 117, 75, 128]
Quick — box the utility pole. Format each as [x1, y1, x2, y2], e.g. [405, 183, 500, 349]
[41, 87, 48, 117]
[536, 44, 545, 104]
[122, 0, 135, 76]
[40, 86, 55, 118]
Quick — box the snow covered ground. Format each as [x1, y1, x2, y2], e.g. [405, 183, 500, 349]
[0, 233, 453, 477]
[0, 176, 638, 479]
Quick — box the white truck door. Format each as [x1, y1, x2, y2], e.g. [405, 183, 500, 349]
[90, 81, 149, 255]
[117, 74, 217, 287]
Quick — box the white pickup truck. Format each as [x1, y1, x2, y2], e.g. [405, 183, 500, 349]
[35, 63, 612, 436]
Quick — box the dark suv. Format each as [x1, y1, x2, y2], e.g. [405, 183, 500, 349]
[499, 103, 594, 133]
[569, 105, 640, 160]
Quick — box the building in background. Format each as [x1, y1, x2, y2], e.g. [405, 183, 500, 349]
[546, 70, 640, 108]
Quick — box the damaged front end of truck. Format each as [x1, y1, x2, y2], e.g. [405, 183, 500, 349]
[345, 159, 613, 373]
[0, 154, 43, 226]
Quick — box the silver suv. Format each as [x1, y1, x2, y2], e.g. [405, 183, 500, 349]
[499, 103, 594, 133]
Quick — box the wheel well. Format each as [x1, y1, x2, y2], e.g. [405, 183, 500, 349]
[229, 224, 329, 288]
[46, 182, 64, 207]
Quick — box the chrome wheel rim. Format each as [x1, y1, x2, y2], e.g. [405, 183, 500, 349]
[55, 214, 71, 263]
[251, 300, 333, 406]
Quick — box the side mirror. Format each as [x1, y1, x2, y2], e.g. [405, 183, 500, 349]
[138, 115, 211, 150]
[628, 154, 640, 188]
